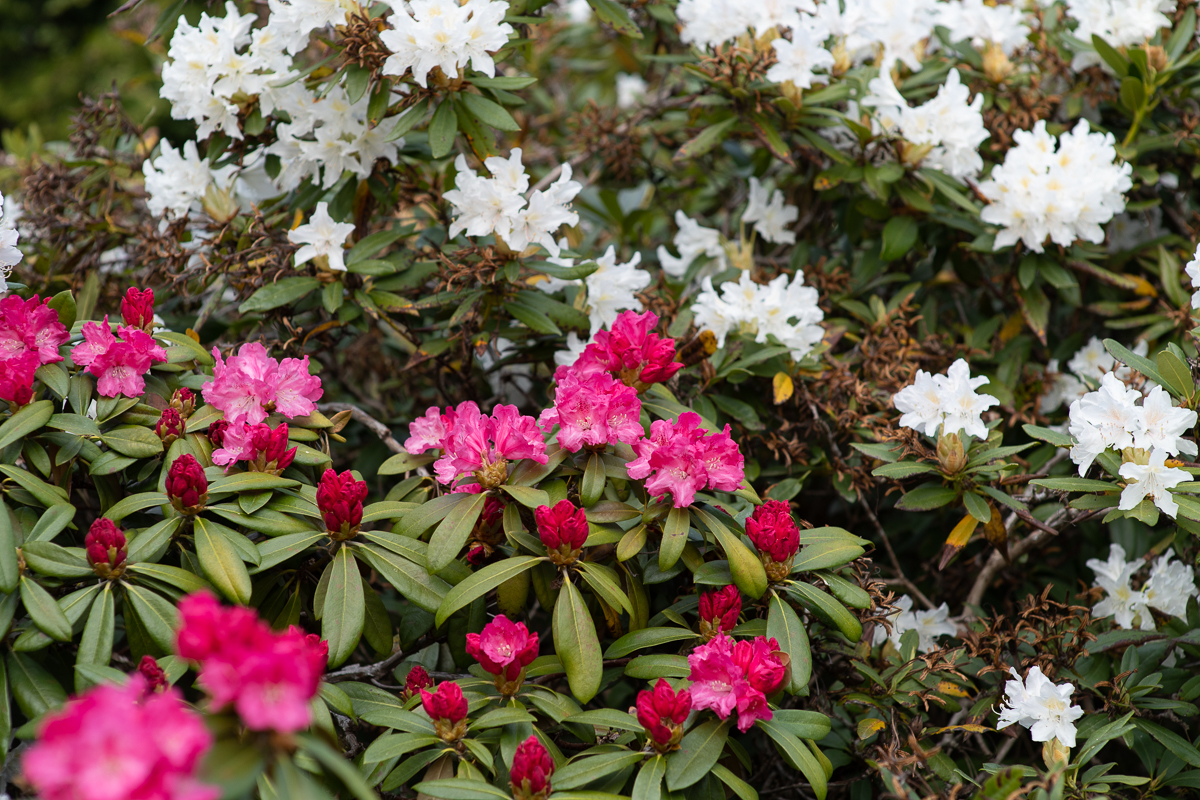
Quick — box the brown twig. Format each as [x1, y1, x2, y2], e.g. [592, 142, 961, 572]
[318, 402, 405, 454]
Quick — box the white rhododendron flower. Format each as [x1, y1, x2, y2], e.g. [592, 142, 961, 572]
[1088, 544, 1198, 627]
[936, 0, 1031, 55]
[540, 244, 652, 333]
[1118, 448, 1190, 518]
[1064, 0, 1175, 71]
[288, 202, 357, 272]
[0, 192, 21, 292]
[767, 20, 835, 90]
[657, 211, 726, 277]
[143, 140, 236, 220]
[692, 270, 825, 361]
[379, 0, 514, 88]
[871, 595, 956, 653]
[817, 0, 941, 71]
[1185, 243, 1200, 310]
[893, 359, 998, 439]
[979, 120, 1132, 252]
[1143, 549, 1198, 617]
[997, 666, 1084, 748]
[1067, 373, 1197, 475]
[615, 74, 648, 108]
[742, 178, 799, 245]
[677, 0, 817, 48]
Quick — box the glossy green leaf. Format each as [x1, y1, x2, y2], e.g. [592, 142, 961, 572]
[436, 555, 542, 627]
[554, 579, 602, 703]
[666, 718, 730, 790]
[194, 518, 253, 604]
[323, 547, 366, 668]
[768, 593, 811, 693]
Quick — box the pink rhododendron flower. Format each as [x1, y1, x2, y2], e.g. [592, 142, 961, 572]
[560, 310, 682, 390]
[176, 592, 327, 733]
[626, 412, 745, 508]
[404, 401, 546, 487]
[22, 675, 216, 800]
[211, 421, 296, 474]
[636, 678, 692, 752]
[687, 634, 787, 732]
[421, 682, 469, 741]
[0, 294, 69, 366]
[201, 342, 323, 425]
[466, 615, 539, 691]
[538, 368, 643, 452]
[71, 319, 168, 398]
[0, 350, 39, 405]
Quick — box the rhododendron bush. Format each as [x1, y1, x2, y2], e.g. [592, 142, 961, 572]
[8, 0, 1200, 798]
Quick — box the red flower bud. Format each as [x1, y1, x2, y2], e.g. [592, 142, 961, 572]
[421, 682, 468, 741]
[137, 655, 169, 693]
[466, 615, 539, 694]
[208, 418, 229, 448]
[636, 679, 692, 752]
[85, 518, 127, 578]
[535, 500, 588, 564]
[171, 388, 195, 418]
[510, 735, 554, 800]
[156, 408, 184, 445]
[317, 469, 368, 541]
[745, 500, 799, 580]
[404, 665, 432, 699]
[167, 454, 208, 514]
[249, 422, 295, 474]
[121, 287, 155, 332]
[698, 585, 741, 639]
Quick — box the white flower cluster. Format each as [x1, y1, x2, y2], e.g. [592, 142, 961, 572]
[379, 0, 513, 88]
[767, 20, 835, 90]
[677, 0, 817, 49]
[937, 0, 1031, 56]
[1185, 243, 1200, 310]
[979, 120, 1132, 253]
[871, 595, 956, 653]
[1065, 0, 1175, 70]
[542, 243, 652, 333]
[997, 666, 1084, 748]
[142, 141, 234, 220]
[0, 192, 21, 292]
[1087, 544, 1197, 629]
[444, 149, 582, 258]
[691, 270, 825, 361]
[1040, 336, 1147, 413]
[892, 358, 999, 439]
[288, 202, 357, 272]
[862, 69, 989, 180]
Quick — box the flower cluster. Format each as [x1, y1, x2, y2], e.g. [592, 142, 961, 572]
[997, 666, 1084, 748]
[167, 454, 209, 515]
[22, 676, 216, 800]
[871, 595, 956, 654]
[510, 735, 554, 800]
[85, 518, 127, 579]
[142, 140, 235, 220]
[72, 316, 168, 399]
[541, 245, 651, 334]
[422, 682, 469, 742]
[1040, 336, 1148, 413]
[535, 499, 589, 564]
[636, 679, 692, 752]
[0, 294, 69, 404]
[405, 400, 547, 487]
[893, 358, 998, 440]
[0, 191, 22, 291]
[767, 21, 835, 91]
[445, 149, 582, 257]
[979, 120, 1132, 252]
[1065, 0, 1175, 70]
[538, 368, 642, 453]
[379, 0, 513, 88]
[745, 501, 801, 581]
[677, 0, 816, 49]
[202, 342, 323, 426]
[466, 614, 539, 695]
[289, 202, 357, 273]
[212, 421, 297, 474]
[698, 585, 741, 639]
[1187, 243, 1200, 310]
[176, 591, 328, 732]
[657, 211, 726, 278]
[628, 412, 744, 508]
[692, 270, 825, 362]
[317, 469, 368, 540]
[743, 178, 800, 245]
[1087, 543, 1198, 630]
[862, 69, 989, 180]
[557, 311, 682, 391]
[688, 634, 788, 731]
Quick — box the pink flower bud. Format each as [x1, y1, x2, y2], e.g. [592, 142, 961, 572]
[207, 418, 229, 448]
[745, 500, 800, 580]
[138, 655, 169, 693]
[166, 454, 208, 514]
[156, 408, 184, 445]
[0, 351, 38, 407]
[535, 500, 588, 564]
[421, 683, 468, 741]
[171, 388, 195, 418]
[85, 518, 126, 578]
[317, 469, 368, 540]
[636, 678, 692, 752]
[121, 288, 155, 332]
[466, 615, 539, 694]
[510, 735, 554, 800]
[698, 585, 741, 639]
[404, 665, 432, 699]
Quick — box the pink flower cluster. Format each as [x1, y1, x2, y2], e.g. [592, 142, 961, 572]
[627, 412, 744, 508]
[175, 592, 328, 732]
[0, 294, 70, 404]
[211, 421, 296, 474]
[466, 615, 539, 694]
[201, 342, 322, 425]
[72, 317, 168, 399]
[538, 368, 642, 452]
[406, 400, 547, 487]
[560, 311, 682, 391]
[687, 634, 788, 732]
[22, 675, 216, 800]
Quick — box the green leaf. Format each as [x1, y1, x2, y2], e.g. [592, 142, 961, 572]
[458, 92, 520, 131]
[555, 752, 644, 790]
[296, 733, 381, 800]
[20, 576, 71, 641]
[566, 709, 645, 732]
[104, 492, 168, 523]
[659, 506, 690, 571]
[412, 779, 510, 800]
[0, 500, 18, 593]
[386, 99, 430, 142]
[1120, 75, 1146, 113]
[666, 718, 730, 790]
[362, 732, 443, 763]
[426, 492, 487, 573]
[239, 277, 321, 313]
[0, 400, 53, 451]
[122, 583, 179, 653]
[871, 461, 937, 478]
[588, 0, 643, 37]
[633, 756, 665, 800]
[351, 543, 450, 615]
[894, 484, 958, 511]
[605, 626, 697, 659]
[99, 426, 163, 458]
[127, 562, 211, 594]
[624, 655, 690, 679]
[436, 556, 542, 627]
[194, 518, 253, 604]
[7, 652, 66, 719]
[201, 739, 266, 800]
[577, 562, 632, 614]
[323, 547, 366, 668]
[429, 100, 458, 159]
[791, 540, 864, 573]
[711, 764, 757, 800]
[1132, 719, 1200, 768]
[1103, 339, 1165, 386]
[880, 216, 918, 262]
[1091, 34, 1130, 77]
[692, 508, 767, 600]
[758, 719, 827, 800]
[24, 504, 75, 545]
[469, 707, 536, 730]
[1030, 477, 1115, 492]
[786, 581, 862, 642]
[963, 491, 991, 523]
[768, 593, 811, 693]
[400, 492, 470, 538]
[499, 485, 550, 508]
[505, 300, 561, 334]
[772, 709, 832, 741]
[674, 117, 738, 161]
[581, 452, 606, 507]
[1022, 424, 1074, 447]
[555, 579, 603, 703]
[21, 541, 92, 578]
[1157, 350, 1195, 400]
[76, 584, 115, 692]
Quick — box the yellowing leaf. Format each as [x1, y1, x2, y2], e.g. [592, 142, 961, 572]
[936, 681, 970, 698]
[857, 718, 886, 739]
[773, 372, 795, 405]
[929, 724, 991, 735]
[1132, 276, 1158, 297]
[998, 313, 1025, 345]
[938, 514, 979, 570]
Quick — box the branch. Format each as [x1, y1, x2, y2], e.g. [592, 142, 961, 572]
[318, 402, 405, 454]
[324, 648, 409, 682]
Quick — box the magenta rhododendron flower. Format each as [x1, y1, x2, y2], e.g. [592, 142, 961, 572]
[85, 518, 126, 578]
[121, 287, 156, 332]
[560, 310, 682, 390]
[636, 678, 692, 752]
[138, 656, 169, 693]
[745, 500, 800, 581]
[157, 407, 184, 443]
[626, 412, 745, 508]
[317, 468, 368, 539]
[70, 318, 167, 398]
[466, 615, 539, 686]
[201, 342, 322, 425]
[699, 585, 741, 639]
[0, 350, 39, 405]
[538, 367, 643, 452]
[167, 454, 208, 514]
[510, 735, 554, 800]
[535, 499, 589, 563]
[421, 682, 469, 741]
[0, 294, 69, 366]
[404, 665, 432, 698]
[22, 675, 216, 800]
[405, 400, 547, 487]
[687, 634, 787, 732]
[175, 592, 328, 733]
[212, 421, 296, 474]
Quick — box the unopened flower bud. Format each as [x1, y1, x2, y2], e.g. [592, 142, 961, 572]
[137, 655, 169, 693]
[170, 388, 196, 418]
[85, 518, 127, 579]
[636, 679, 692, 753]
[535, 500, 588, 565]
[207, 418, 229, 448]
[202, 184, 238, 224]
[120, 288, 156, 333]
[248, 423, 295, 475]
[937, 431, 968, 475]
[982, 42, 1015, 83]
[404, 665, 432, 699]
[317, 469, 368, 541]
[156, 408, 184, 446]
[745, 501, 800, 582]
[167, 454, 208, 514]
[421, 683, 468, 742]
[510, 735, 554, 800]
[698, 585, 741, 640]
